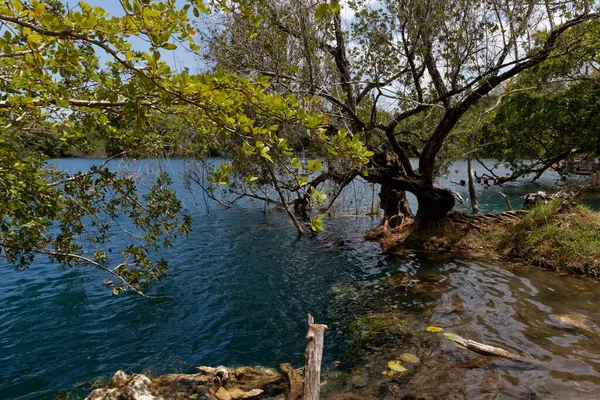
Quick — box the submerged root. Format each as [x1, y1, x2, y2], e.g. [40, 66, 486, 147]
[364, 216, 416, 241]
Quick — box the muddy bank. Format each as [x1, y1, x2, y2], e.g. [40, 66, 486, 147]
[370, 203, 600, 278]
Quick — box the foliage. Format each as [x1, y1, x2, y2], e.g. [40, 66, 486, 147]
[478, 19, 600, 181]
[1, 0, 600, 294]
[483, 82, 600, 161]
[201, 0, 600, 222]
[0, 0, 378, 294]
[504, 201, 600, 276]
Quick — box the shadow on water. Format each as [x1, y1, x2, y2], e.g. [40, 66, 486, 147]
[1, 158, 599, 399]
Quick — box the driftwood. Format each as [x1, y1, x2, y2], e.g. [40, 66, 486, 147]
[280, 363, 303, 400]
[87, 316, 323, 400]
[453, 337, 523, 360]
[303, 314, 328, 400]
[498, 192, 513, 211]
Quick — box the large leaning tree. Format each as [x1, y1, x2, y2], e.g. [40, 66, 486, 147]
[0, 0, 374, 294]
[200, 0, 599, 226]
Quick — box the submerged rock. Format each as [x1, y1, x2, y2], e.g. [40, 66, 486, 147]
[554, 314, 597, 333]
[384, 273, 443, 287]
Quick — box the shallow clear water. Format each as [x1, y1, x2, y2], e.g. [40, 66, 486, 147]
[0, 159, 598, 399]
[324, 257, 600, 399]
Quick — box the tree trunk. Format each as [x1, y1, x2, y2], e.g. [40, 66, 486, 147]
[467, 155, 479, 213]
[303, 314, 327, 400]
[379, 185, 412, 227]
[415, 185, 456, 222]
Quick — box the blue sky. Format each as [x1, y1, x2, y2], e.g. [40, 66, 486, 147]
[73, 0, 202, 71]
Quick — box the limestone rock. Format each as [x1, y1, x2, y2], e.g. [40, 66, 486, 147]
[521, 190, 575, 210]
[86, 388, 120, 400]
[122, 374, 161, 400]
[109, 370, 129, 387]
[85, 371, 163, 400]
[215, 387, 232, 400]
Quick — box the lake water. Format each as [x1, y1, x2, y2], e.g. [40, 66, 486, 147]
[1, 159, 599, 399]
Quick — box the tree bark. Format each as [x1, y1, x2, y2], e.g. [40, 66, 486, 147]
[415, 186, 456, 222]
[379, 185, 412, 227]
[303, 314, 327, 400]
[467, 155, 480, 213]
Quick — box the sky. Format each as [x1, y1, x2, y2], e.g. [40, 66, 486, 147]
[69, 0, 203, 71]
[70, 0, 365, 72]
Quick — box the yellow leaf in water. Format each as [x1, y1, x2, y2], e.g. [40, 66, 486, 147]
[398, 353, 420, 363]
[381, 370, 389, 376]
[454, 343, 468, 350]
[443, 332, 463, 341]
[387, 361, 407, 372]
[426, 326, 443, 333]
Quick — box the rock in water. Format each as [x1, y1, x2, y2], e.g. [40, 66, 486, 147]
[554, 314, 595, 333]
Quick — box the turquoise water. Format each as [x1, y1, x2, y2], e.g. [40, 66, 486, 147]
[1, 159, 598, 399]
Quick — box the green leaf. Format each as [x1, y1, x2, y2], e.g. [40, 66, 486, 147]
[330, 1, 341, 13]
[398, 353, 420, 363]
[387, 361, 406, 372]
[315, 3, 329, 21]
[310, 215, 324, 232]
[307, 159, 323, 172]
[27, 34, 43, 44]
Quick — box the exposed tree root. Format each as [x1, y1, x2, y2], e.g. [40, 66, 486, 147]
[368, 208, 532, 255]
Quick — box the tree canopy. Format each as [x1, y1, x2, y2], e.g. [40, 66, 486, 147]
[479, 19, 600, 183]
[1, 0, 599, 295]
[201, 0, 599, 224]
[0, 0, 375, 294]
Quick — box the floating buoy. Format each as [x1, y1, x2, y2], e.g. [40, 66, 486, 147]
[133, 158, 137, 162]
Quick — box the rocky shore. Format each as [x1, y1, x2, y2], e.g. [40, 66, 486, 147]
[86, 364, 300, 400]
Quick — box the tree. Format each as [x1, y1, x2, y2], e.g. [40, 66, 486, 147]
[479, 20, 600, 183]
[201, 0, 599, 225]
[2, 0, 599, 295]
[0, 0, 374, 294]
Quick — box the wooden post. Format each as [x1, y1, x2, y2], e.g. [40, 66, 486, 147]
[303, 314, 327, 400]
[467, 155, 479, 213]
